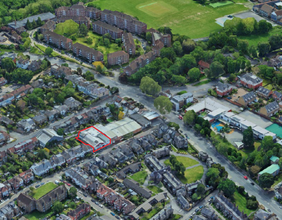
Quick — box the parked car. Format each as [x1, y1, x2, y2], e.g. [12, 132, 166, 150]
[178, 115, 183, 120]
[91, 199, 95, 202]
[244, 176, 248, 180]
[111, 212, 115, 216]
[83, 193, 88, 197]
[115, 216, 120, 219]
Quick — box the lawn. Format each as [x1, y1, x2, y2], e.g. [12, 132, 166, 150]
[147, 185, 163, 195]
[273, 173, 282, 187]
[25, 210, 53, 220]
[233, 191, 256, 216]
[89, 0, 247, 38]
[164, 156, 199, 168]
[178, 166, 204, 184]
[238, 26, 282, 47]
[72, 32, 122, 61]
[194, 79, 211, 86]
[31, 182, 58, 200]
[210, 1, 233, 8]
[130, 171, 148, 185]
[35, 44, 60, 57]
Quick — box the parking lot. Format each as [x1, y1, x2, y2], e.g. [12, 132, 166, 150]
[231, 88, 248, 102]
[238, 110, 272, 128]
[225, 129, 243, 146]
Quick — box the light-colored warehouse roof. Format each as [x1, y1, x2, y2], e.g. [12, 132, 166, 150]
[95, 117, 141, 139]
[186, 98, 230, 113]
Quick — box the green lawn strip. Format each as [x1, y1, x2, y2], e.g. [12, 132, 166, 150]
[210, 1, 233, 8]
[130, 171, 148, 185]
[177, 166, 204, 184]
[194, 79, 211, 86]
[238, 27, 282, 47]
[273, 173, 282, 187]
[233, 191, 256, 216]
[164, 156, 199, 168]
[147, 185, 163, 194]
[171, 214, 183, 220]
[91, 0, 247, 38]
[31, 182, 58, 200]
[25, 210, 54, 220]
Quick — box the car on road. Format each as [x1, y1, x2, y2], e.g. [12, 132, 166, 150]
[91, 199, 95, 203]
[251, 182, 255, 185]
[83, 193, 87, 197]
[99, 204, 103, 208]
[244, 176, 248, 180]
[66, 183, 71, 186]
[227, 15, 233, 18]
[115, 216, 120, 219]
[267, 209, 271, 212]
[111, 212, 115, 216]
[178, 115, 183, 120]
[195, 208, 199, 212]
[95, 201, 99, 205]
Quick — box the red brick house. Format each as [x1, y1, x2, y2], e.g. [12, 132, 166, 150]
[239, 73, 263, 89]
[8, 176, 24, 191]
[72, 43, 103, 63]
[272, 91, 282, 101]
[152, 41, 164, 57]
[122, 32, 136, 55]
[152, 32, 171, 47]
[67, 203, 90, 220]
[105, 192, 118, 205]
[96, 184, 112, 200]
[215, 82, 232, 97]
[107, 51, 129, 66]
[92, 21, 123, 39]
[18, 169, 34, 185]
[9, 137, 38, 155]
[101, 10, 147, 34]
[57, 16, 91, 28]
[44, 30, 73, 50]
[198, 60, 210, 71]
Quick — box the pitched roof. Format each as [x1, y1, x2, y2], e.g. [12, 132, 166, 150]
[198, 60, 210, 68]
[261, 4, 274, 14]
[257, 86, 271, 96]
[242, 91, 256, 102]
[264, 101, 279, 112]
[108, 51, 128, 59]
[240, 73, 263, 85]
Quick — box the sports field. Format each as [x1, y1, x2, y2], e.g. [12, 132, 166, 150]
[89, 0, 248, 38]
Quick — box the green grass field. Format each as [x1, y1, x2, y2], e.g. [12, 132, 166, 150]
[178, 166, 204, 184]
[164, 156, 199, 168]
[210, 1, 233, 8]
[147, 185, 163, 194]
[25, 210, 54, 220]
[31, 182, 58, 200]
[238, 26, 282, 47]
[130, 171, 148, 185]
[233, 191, 256, 216]
[89, 0, 247, 38]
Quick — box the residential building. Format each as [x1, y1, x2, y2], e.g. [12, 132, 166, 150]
[150, 205, 173, 220]
[152, 40, 164, 57]
[51, 65, 72, 78]
[258, 164, 280, 179]
[8, 176, 24, 191]
[123, 179, 152, 199]
[152, 146, 170, 159]
[124, 51, 155, 75]
[37, 129, 64, 147]
[43, 30, 73, 50]
[152, 32, 171, 47]
[18, 169, 34, 185]
[30, 159, 52, 176]
[57, 16, 91, 28]
[16, 58, 30, 69]
[72, 43, 103, 63]
[116, 163, 141, 179]
[216, 82, 233, 97]
[122, 32, 135, 55]
[260, 4, 275, 17]
[9, 137, 38, 155]
[254, 209, 278, 220]
[17, 118, 36, 133]
[273, 91, 282, 101]
[40, 20, 56, 33]
[237, 91, 256, 106]
[198, 60, 210, 71]
[28, 60, 42, 72]
[107, 51, 129, 66]
[256, 86, 272, 98]
[270, 156, 279, 164]
[239, 73, 263, 89]
[64, 97, 82, 110]
[67, 203, 91, 220]
[101, 10, 147, 34]
[65, 168, 93, 190]
[177, 195, 190, 211]
[259, 101, 279, 117]
[0, 131, 9, 145]
[170, 92, 193, 111]
[92, 21, 123, 39]
[0, 77, 7, 86]
[17, 185, 67, 213]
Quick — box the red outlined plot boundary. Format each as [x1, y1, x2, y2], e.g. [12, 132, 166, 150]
[75, 126, 111, 153]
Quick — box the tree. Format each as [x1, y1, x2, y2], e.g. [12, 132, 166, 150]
[45, 47, 53, 56]
[261, 136, 274, 152]
[192, 193, 199, 201]
[139, 76, 161, 96]
[196, 183, 205, 196]
[146, 32, 152, 43]
[218, 179, 236, 198]
[257, 42, 271, 57]
[237, 40, 249, 54]
[160, 47, 176, 62]
[206, 168, 220, 187]
[104, 38, 110, 48]
[249, 45, 257, 58]
[259, 173, 274, 188]
[228, 73, 236, 82]
[26, 19, 32, 30]
[53, 201, 64, 214]
[188, 67, 201, 82]
[37, 17, 42, 26]
[1, 57, 16, 72]
[182, 39, 196, 53]
[258, 20, 272, 34]
[183, 110, 196, 125]
[238, 186, 245, 195]
[69, 186, 77, 199]
[242, 126, 254, 148]
[173, 41, 183, 56]
[208, 61, 224, 79]
[79, 24, 88, 37]
[154, 96, 172, 114]
[279, 157, 282, 169]
[86, 38, 93, 45]
[96, 65, 103, 74]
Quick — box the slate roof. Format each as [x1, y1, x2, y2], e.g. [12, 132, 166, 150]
[64, 97, 82, 109]
[240, 73, 263, 85]
[264, 101, 279, 113]
[242, 91, 256, 103]
[123, 179, 152, 199]
[257, 86, 271, 96]
[273, 91, 282, 99]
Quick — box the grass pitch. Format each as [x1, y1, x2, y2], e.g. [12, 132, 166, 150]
[210, 1, 233, 8]
[89, 0, 247, 38]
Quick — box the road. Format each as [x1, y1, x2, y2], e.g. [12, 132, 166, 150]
[4, 32, 281, 218]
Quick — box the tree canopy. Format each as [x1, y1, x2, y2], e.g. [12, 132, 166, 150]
[154, 96, 172, 114]
[139, 76, 161, 96]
